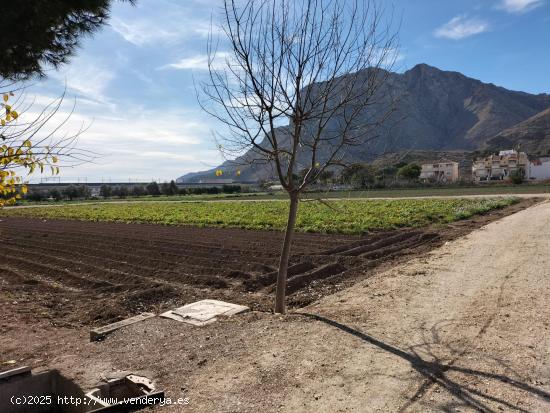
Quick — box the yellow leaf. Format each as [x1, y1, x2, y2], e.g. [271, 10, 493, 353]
[11, 111, 18, 119]
[52, 156, 58, 163]
[1, 119, 5, 126]
[2, 94, 8, 102]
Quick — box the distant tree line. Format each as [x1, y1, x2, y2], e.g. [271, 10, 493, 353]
[24, 181, 244, 202]
[25, 185, 90, 202]
[291, 161, 424, 190]
[99, 181, 243, 198]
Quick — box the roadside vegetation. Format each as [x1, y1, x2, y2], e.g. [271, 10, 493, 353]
[1, 198, 518, 234]
[18, 183, 550, 205]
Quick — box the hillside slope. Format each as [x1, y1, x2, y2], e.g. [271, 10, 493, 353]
[486, 107, 550, 155]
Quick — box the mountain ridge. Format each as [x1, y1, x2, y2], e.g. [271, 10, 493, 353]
[180, 64, 550, 182]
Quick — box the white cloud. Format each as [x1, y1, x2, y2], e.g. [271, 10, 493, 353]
[81, 110, 206, 147]
[434, 16, 489, 40]
[162, 52, 231, 71]
[50, 57, 115, 103]
[110, 18, 217, 47]
[498, 0, 544, 13]
[18, 93, 223, 182]
[109, 0, 221, 47]
[110, 18, 178, 46]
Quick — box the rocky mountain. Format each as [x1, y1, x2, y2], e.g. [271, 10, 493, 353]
[486, 108, 550, 156]
[180, 64, 550, 182]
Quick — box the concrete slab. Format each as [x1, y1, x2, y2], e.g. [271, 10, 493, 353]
[90, 312, 156, 342]
[160, 299, 249, 326]
[159, 311, 216, 326]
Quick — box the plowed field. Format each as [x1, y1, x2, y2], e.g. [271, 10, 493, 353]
[0, 199, 536, 329]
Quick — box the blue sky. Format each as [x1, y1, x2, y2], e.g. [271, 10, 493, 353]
[30, 0, 550, 182]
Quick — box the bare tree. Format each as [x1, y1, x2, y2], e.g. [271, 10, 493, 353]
[201, 0, 399, 313]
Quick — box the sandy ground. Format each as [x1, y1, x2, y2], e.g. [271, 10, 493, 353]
[276, 201, 550, 412]
[184, 200, 550, 412]
[1, 200, 549, 412]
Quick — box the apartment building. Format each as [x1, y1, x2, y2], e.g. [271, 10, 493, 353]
[419, 160, 460, 183]
[472, 150, 529, 181]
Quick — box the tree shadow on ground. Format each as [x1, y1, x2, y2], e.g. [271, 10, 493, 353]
[296, 313, 550, 412]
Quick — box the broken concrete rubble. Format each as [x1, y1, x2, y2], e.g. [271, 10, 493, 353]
[0, 366, 163, 413]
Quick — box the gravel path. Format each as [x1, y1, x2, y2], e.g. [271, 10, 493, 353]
[276, 199, 550, 412]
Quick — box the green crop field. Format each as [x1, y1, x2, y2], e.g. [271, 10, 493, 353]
[1, 197, 518, 234]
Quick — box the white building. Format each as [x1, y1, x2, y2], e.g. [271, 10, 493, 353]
[420, 160, 460, 183]
[473, 150, 550, 182]
[472, 150, 529, 181]
[528, 157, 550, 181]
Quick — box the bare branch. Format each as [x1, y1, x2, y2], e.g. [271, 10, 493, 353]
[201, 0, 398, 192]
[199, 0, 399, 313]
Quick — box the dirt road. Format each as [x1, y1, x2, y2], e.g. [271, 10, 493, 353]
[186, 200, 550, 412]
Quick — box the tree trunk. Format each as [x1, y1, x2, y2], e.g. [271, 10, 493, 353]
[274, 192, 299, 314]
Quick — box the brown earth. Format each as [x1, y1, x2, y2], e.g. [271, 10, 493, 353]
[0, 197, 546, 413]
[0, 198, 536, 329]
